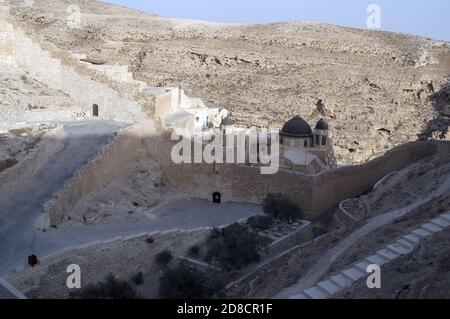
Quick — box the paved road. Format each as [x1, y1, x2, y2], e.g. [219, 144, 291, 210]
[30, 199, 262, 265]
[0, 120, 128, 275]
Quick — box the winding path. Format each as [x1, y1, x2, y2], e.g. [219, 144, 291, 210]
[275, 176, 450, 299]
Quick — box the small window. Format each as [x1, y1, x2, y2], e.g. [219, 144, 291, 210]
[196, 116, 200, 122]
[322, 136, 327, 145]
[304, 140, 308, 147]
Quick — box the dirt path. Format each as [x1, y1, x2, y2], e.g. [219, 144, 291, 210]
[275, 176, 450, 298]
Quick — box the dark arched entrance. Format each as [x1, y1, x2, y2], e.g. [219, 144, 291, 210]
[28, 255, 38, 267]
[213, 192, 221, 204]
[93, 104, 99, 117]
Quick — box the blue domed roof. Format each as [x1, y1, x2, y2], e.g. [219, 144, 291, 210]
[315, 118, 329, 130]
[280, 116, 312, 138]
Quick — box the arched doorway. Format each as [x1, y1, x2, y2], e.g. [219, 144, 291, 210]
[93, 104, 99, 117]
[213, 192, 221, 204]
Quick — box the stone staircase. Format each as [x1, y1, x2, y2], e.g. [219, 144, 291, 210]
[291, 212, 450, 299]
[72, 53, 147, 91]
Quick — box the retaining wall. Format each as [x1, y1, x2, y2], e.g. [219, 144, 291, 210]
[43, 124, 441, 225]
[311, 142, 438, 215]
[6, 228, 211, 299]
[43, 122, 156, 225]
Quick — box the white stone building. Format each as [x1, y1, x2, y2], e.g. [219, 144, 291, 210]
[147, 86, 228, 135]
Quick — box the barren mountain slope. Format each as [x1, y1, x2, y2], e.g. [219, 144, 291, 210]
[8, 0, 450, 164]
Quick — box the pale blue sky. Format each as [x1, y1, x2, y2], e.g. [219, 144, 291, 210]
[103, 0, 449, 41]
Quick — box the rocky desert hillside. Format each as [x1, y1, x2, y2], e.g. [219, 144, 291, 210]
[8, 0, 450, 164]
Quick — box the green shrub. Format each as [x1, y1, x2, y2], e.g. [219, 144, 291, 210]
[159, 262, 224, 299]
[246, 215, 274, 232]
[263, 193, 303, 221]
[155, 250, 173, 265]
[205, 223, 270, 271]
[69, 274, 138, 299]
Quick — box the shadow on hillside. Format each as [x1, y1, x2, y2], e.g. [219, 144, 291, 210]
[419, 80, 450, 140]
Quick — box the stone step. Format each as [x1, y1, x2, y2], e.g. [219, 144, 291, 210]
[396, 238, 416, 250]
[376, 248, 399, 261]
[290, 292, 310, 299]
[354, 260, 371, 272]
[330, 274, 354, 289]
[341, 267, 366, 281]
[431, 218, 450, 228]
[403, 234, 421, 245]
[366, 254, 389, 266]
[317, 280, 342, 295]
[440, 213, 450, 222]
[421, 223, 443, 233]
[412, 228, 433, 238]
[304, 286, 330, 299]
[387, 243, 412, 255]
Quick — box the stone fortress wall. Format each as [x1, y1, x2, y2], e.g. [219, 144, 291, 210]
[311, 141, 439, 214]
[154, 139, 438, 220]
[41, 121, 438, 225]
[43, 122, 155, 226]
[0, 6, 155, 123]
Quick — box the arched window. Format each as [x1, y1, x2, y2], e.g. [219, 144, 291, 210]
[322, 136, 327, 145]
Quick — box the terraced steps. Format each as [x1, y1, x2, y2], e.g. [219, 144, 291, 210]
[290, 212, 450, 299]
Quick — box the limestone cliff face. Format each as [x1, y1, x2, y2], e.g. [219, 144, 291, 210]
[8, 0, 450, 165]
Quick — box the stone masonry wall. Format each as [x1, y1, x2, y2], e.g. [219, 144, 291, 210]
[43, 125, 440, 226]
[1, 7, 154, 122]
[146, 134, 438, 220]
[43, 122, 156, 226]
[311, 141, 438, 215]
[6, 228, 211, 299]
